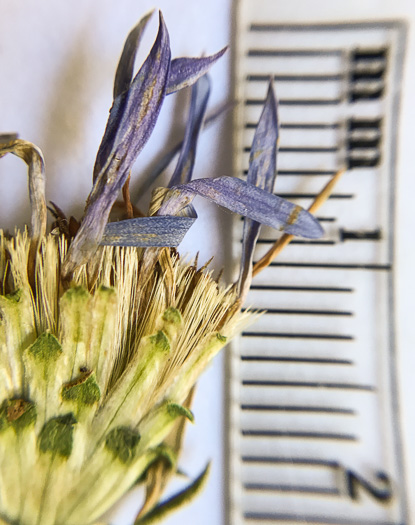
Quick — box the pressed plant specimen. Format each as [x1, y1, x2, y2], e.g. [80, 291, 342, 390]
[0, 10, 340, 525]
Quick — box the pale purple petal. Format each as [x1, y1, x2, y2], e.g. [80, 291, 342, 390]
[101, 216, 195, 247]
[63, 13, 171, 277]
[113, 10, 155, 100]
[158, 177, 323, 239]
[246, 81, 279, 191]
[168, 74, 210, 187]
[238, 81, 279, 298]
[93, 12, 170, 183]
[166, 48, 227, 95]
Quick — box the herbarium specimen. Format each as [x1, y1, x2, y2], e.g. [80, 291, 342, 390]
[0, 10, 336, 525]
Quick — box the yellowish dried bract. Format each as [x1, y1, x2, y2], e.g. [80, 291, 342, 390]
[0, 230, 253, 525]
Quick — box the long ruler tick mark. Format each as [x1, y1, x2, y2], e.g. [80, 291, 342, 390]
[247, 73, 345, 82]
[241, 356, 353, 365]
[245, 123, 340, 130]
[247, 48, 344, 57]
[241, 404, 355, 414]
[265, 262, 392, 270]
[243, 512, 401, 525]
[241, 380, 375, 391]
[242, 307, 352, 315]
[249, 284, 353, 292]
[241, 430, 357, 440]
[244, 483, 340, 495]
[275, 193, 354, 199]
[242, 331, 353, 340]
[243, 146, 339, 153]
[245, 98, 342, 105]
[241, 456, 341, 468]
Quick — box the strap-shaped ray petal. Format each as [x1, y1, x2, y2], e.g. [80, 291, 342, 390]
[113, 10, 156, 100]
[100, 216, 195, 247]
[115, 172, 321, 259]
[166, 48, 227, 95]
[93, 12, 170, 184]
[158, 176, 323, 238]
[63, 12, 171, 277]
[237, 80, 278, 299]
[112, 10, 224, 102]
[168, 74, 210, 187]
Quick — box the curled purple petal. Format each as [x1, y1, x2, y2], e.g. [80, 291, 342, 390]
[168, 74, 210, 187]
[166, 48, 227, 95]
[63, 12, 171, 277]
[101, 216, 195, 247]
[238, 80, 279, 298]
[159, 176, 323, 239]
[113, 9, 155, 99]
[246, 81, 279, 192]
[93, 12, 170, 183]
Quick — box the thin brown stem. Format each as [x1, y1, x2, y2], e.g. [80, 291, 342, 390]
[122, 173, 134, 219]
[252, 168, 346, 277]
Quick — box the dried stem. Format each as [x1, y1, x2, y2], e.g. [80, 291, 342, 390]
[252, 168, 346, 276]
[122, 174, 134, 219]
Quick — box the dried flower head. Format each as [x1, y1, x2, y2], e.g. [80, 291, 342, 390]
[0, 10, 329, 525]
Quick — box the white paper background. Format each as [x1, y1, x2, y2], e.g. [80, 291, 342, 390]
[0, 1, 414, 524]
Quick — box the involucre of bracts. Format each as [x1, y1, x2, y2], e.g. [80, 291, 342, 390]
[0, 230, 253, 525]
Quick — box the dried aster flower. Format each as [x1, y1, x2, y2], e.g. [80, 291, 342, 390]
[0, 10, 329, 525]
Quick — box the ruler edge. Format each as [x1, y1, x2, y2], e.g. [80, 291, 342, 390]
[386, 17, 409, 525]
[225, 7, 410, 524]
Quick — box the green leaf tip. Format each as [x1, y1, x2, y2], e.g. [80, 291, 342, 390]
[153, 444, 178, 469]
[0, 288, 23, 304]
[135, 444, 177, 486]
[64, 285, 90, 300]
[167, 403, 194, 423]
[38, 413, 77, 458]
[149, 330, 170, 353]
[27, 331, 63, 362]
[95, 284, 117, 303]
[216, 333, 227, 344]
[0, 398, 37, 432]
[105, 426, 141, 464]
[162, 307, 182, 325]
[61, 371, 101, 406]
[135, 463, 210, 525]
[97, 284, 116, 295]
[0, 405, 8, 433]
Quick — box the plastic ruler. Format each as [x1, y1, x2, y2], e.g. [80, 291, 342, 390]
[228, 2, 412, 524]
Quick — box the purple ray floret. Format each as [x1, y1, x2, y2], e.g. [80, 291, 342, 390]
[168, 74, 210, 187]
[113, 10, 155, 100]
[60, 11, 323, 279]
[167, 48, 227, 95]
[158, 176, 323, 239]
[93, 12, 170, 185]
[238, 80, 279, 297]
[101, 216, 196, 247]
[63, 12, 171, 275]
